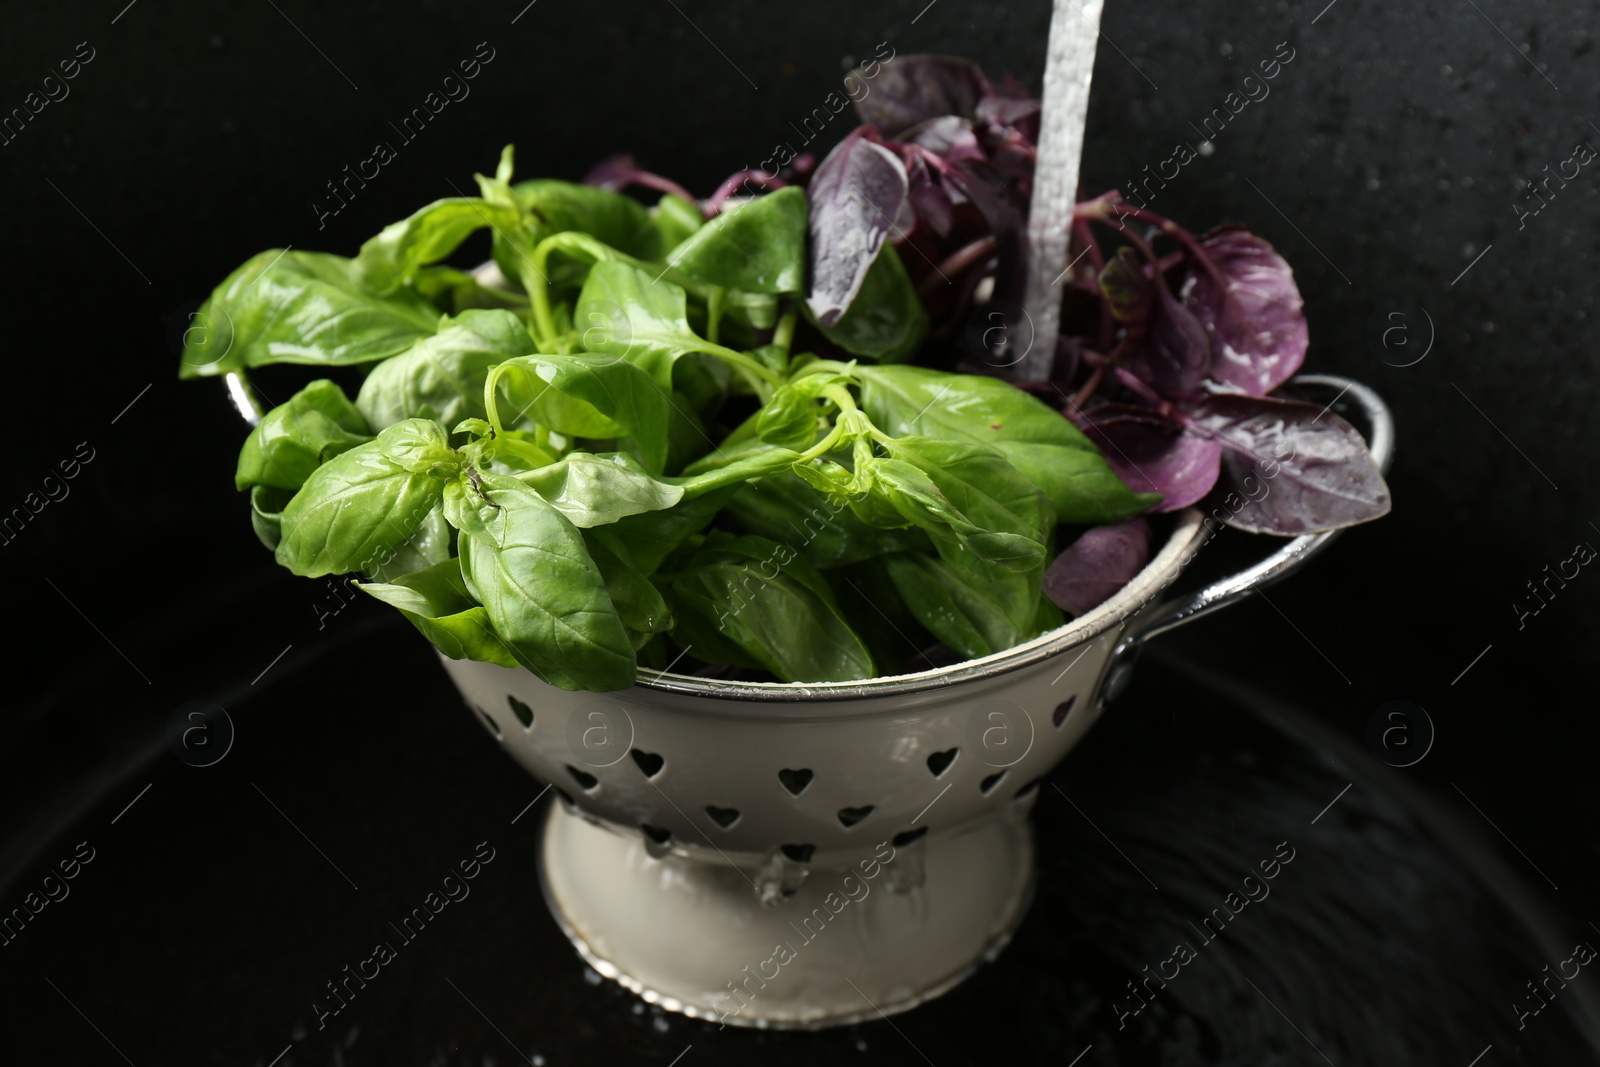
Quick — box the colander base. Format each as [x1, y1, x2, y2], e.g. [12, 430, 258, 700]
[538, 804, 1036, 1029]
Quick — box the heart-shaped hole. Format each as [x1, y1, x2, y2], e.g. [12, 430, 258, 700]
[780, 843, 816, 863]
[474, 707, 501, 740]
[566, 765, 599, 791]
[507, 695, 534, 729]
[980, 770, 1007, 795]
[1053, 696, 1076, 728]
[778, 768, 814, 796]
[893, 827, 928, 847]
[641, 823, 672, 845]
[926, 748, 958, 777]
[1013, 777, 1041, 800]
[630, 749, 665, 778]
[836, 805, 875, 828]
[705, 805, 741, 829]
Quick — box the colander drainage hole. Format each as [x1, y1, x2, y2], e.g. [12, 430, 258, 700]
[1012, 777, 1042, 800]
[892, 827, 928, 847]
[507, 695, 534, 729]
[705, 805, 740, 829]
[926, 748, 958, 777]
[780, 843, 816, 863]
[641, 823, 672, 845]
[778, 768, 814, 796]
[836, 805, 875, 828]
[1052, 696, 1076, 727]
[980, 770, 1007, 794]
[474, 707, 501, 740]
[566, 765, 599, 791]
[630, 749, 665, 778]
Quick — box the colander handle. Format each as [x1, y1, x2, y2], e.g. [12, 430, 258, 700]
[1096, 374, 1394, 703]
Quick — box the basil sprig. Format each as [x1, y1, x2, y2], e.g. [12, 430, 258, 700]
[202, 146, 1155, 690]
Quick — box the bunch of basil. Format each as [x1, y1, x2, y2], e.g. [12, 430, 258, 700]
[184, 147, 1154, 691]
[670, 54, 1389, 607]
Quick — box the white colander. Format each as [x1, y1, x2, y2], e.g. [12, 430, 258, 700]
[436, 374, 1394, 1029]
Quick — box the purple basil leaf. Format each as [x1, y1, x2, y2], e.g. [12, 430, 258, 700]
[851, 55, 992, 137]
[904, 153, 955, 237]
[975, 92, 1041, 130]
[939, 155, 1028, 311]
[1100, 250, 1211, 399]
[583, 153, 639, 189]
[900, 116, 987, 163]
[1182, 225, 1309, 396]
[806, 131, 909, 326]
[893, 195, 917, 235]
[1082, 406, 1222, 512]
[1192, 393, 1391, 535]
[1043, 518, 1153, 616]
[582, 154, 697, 204]
[979, 121, 1037, 190]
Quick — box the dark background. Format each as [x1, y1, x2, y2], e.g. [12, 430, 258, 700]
[2, 0, 1596, 1063]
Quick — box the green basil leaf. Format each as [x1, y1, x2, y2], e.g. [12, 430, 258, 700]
[830, 559, 934, 673]
[652, 193, 704, 251]
[488, 430, 561, 472]
[755, 370, 853, 451]
[375, 418, 459, 474]
[179, 250, 441, 378]
[353, 197, 520, 294]
[589, 443, 803, 575]
[666, 187, 805, 294]
[574, 261, 707, 392]
[1031, 592, 1066, 636]
[855, 364, 1154, 523]
[249, 484, 293, 551]
[586, 535, 673, 647]
[236, 379, 372, 491]
[665, 534, 874, 682]
[511, 179, 662, 260]
[665, 388, 716, 474]
[592, 487, 737, 577]
[356, 558, 519, 669]
[410, 263, 528, 314]
[518, 452, 684, 528]
[442, 476, 500, 546]
[275, 420, 456, 578]
[677, 435, 802, 482]
[809, 244, 925, 361]
[791, 458, 857, 497]
[357, 309, 535, 432]
[868, 436, 1051, 581]
[364, 504, 452, 583]
[456, 473, 636, 691]
[880, 550, 1032, 661]
[713, 288, 780, 333]
[672, 352, 732, 417]
[756, 386, 824, 452]
[491, 353, 671, 473]
[726, 469, 927, 569]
